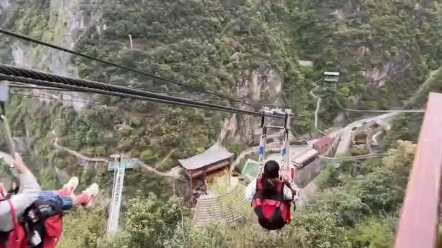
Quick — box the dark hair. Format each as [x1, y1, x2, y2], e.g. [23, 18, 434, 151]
[262, 160, 280, 179]
[260, 160, 280, 198]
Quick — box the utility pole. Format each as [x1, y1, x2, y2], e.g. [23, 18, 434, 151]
[106, 154, 137, 236]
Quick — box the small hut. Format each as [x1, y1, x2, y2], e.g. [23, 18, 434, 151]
[178, 143, 233, 195]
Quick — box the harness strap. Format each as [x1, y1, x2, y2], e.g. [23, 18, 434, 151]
[6, 199, 21, 243]
[252, 199, 283, 209]
[253, 179, 288, 222]
[275, 181, 283, 193]
[252, 198, 287, 223]
[256, 179, 284, 191]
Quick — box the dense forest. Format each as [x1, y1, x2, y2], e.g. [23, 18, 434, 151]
[0, 0, 441, 247]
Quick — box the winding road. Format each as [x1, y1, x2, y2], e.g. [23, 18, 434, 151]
[334, 112, 399, 155]
[234, 112, 400, 167]
[296, 112, 403, 206]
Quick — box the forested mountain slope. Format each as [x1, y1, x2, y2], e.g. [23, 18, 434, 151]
[0, 0, 441, 247]
[0, 0, 317, 194]
[291, 0, 442, 123]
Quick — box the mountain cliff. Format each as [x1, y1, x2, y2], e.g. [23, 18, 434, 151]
[0, 0, 441, 247]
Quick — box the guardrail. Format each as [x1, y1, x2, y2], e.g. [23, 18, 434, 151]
[394, 92, 442, 248]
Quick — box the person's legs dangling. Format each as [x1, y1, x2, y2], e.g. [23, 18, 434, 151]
[71, 183, 99, 208]
[38, 178, 99, 210]
[56, 177, 79, 197]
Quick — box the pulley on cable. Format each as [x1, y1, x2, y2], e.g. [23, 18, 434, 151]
[257, 107, 295, 182]
[250, 106, 299, 231]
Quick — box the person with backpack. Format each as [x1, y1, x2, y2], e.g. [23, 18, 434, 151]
[0, 176, 99, 248]
[245, 160, 298, 230]
[0, 153, 40, 233]
[1, 177, 99, 211]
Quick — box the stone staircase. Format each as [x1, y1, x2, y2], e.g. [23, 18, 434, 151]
[193, 183, 250, 227]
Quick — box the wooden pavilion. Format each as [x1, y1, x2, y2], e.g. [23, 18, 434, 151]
[178, 143, 233, 195]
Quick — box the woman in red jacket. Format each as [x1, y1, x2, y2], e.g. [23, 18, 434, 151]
[245, 160, 299, 230]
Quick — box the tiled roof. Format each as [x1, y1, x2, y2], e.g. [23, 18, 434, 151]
[178, 143, 233, 170]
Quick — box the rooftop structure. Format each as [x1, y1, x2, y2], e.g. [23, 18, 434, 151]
[178, 143, 234, 201]
[178, 143, 233, 171]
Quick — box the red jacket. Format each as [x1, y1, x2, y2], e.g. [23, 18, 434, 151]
[0, 199, 63, 248]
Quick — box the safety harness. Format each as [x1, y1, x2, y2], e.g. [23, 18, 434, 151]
[0, 194, 64, 248]
[251, 178, 291, 230]
[257, 108, 295, 182]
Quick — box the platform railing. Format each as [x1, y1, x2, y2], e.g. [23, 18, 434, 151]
[395, 92, 442, 248]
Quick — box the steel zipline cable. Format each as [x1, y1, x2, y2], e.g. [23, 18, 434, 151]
[1, 73, 261, 116]
[0, 28, 255, 107]
[0, 64, 285, 118]
[8, 84, 232, 105]
[9, 82, 315, 118]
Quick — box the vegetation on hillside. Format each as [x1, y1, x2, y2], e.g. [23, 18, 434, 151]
[0, 0, 315, 194]
[292, 0, 442, 124]
[0, 0, 441, 246]
[57, 140, 415, 248]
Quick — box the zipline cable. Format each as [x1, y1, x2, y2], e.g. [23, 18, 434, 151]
[0, 73, 264, 116]
[0, 66, 284, 118]
[0, 28, 254, 107]
[10, 84, 315, 118]
[319, 153, 386, 161]
[10, 84, 229, 97]
[328, 85, 425, 113]
[335, 98, 425, 113]
[9, 84, 231, 105]
[14, 92, 96, 104]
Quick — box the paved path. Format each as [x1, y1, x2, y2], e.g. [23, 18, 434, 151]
[335, 112, 399, 155]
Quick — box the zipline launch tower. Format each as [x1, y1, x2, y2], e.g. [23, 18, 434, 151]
[106, 154, 137, 235]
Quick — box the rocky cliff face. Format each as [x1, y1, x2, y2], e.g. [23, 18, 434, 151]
[295, 0, 442, 112]
[234, 67, 285, 144]
[0, 0, 306, 194]
[7, 0, 100, 111]
[2, 0, 293, 147]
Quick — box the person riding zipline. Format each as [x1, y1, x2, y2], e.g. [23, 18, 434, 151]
[0, 153, 99, 248]
[245, 160, 298, 230]
[1, 177, 99, 211]
[0, 153, 40, 234]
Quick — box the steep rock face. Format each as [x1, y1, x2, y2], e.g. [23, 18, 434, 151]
[4, 0, 289, 145]
[235, 68, 284, 144]
[8, 0, 100, 111]
[248, 68, 283, 102]
[332, 6, 413, 88]
[0, 0, 106, 182]
[0, 0, 310, 197]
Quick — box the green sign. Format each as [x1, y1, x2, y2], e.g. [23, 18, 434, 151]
[241, 159, 260, 178]
[107, 159, 138, 171]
